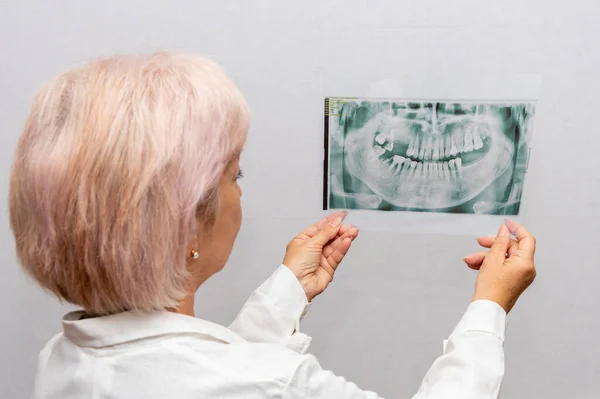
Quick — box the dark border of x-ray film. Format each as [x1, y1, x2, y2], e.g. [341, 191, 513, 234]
[322, 98, 330, 210]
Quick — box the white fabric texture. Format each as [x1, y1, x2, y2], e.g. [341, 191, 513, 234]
[32, 265, 506, 398]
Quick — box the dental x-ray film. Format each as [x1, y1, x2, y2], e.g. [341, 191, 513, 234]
[324, 97, 536, 215]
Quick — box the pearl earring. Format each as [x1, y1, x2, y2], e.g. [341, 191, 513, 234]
[190, 250, 199, 259]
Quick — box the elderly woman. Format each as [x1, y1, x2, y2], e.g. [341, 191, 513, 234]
[10, 52, 537, 398]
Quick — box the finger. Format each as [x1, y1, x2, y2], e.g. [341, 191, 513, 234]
[310, 215, 346, 247]
[341, 225, 359, 240]
[486, 223, 511, 265]
[478, 235, 519, 258]
[477, 235, 518, 249]
[320, 224, 353, 254]
[477, 235, 496, 248]
[323, 226, 359, 259]
[323, 226, 359, 258]
[504, 219, 536, 258]
[325, 237, 353, 270]
[507, 241, 519, 257]
[463, 251, 488, 270]
[338, 223, 353, 237]
[298, 211, 348, 239]
[469, 239, 518, 268]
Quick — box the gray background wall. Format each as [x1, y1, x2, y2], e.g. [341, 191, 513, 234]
[1, 1, 599, 398]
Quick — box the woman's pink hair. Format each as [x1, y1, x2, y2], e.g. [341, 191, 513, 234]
[9, 51, 250, 315]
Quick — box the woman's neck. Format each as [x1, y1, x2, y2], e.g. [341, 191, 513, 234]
[170, 273, 213, 317]
[172, 294, 196, 317]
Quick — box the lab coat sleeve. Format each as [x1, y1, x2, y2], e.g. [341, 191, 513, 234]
[228, 264, 313, 353]
[283, 300, 506, 399]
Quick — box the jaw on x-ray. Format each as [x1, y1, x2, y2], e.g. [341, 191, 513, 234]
[325, 98, 536, 215]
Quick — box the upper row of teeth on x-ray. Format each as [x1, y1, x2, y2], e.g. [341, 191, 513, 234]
[373, 126, 488, 161]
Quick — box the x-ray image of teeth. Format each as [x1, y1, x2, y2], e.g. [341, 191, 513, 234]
[323, 97, 536, 215]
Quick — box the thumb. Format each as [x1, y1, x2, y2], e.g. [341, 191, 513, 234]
[310, 217, 344, 247]
[486, 223, 511, 265]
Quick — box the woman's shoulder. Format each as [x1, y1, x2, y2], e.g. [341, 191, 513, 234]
[172, 334, 309, 381]
[35, 330, 314, 398]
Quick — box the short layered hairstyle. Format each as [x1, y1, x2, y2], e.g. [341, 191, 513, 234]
[9, 52, 250, 315]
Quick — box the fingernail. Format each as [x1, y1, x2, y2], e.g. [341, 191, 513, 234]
[504, 219, 519, 235]
[498, 223, 508, 237]
[329, 217, 343, 227]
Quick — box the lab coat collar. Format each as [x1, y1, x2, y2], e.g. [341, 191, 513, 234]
[62, 310, 245, 348]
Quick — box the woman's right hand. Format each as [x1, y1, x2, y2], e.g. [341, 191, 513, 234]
[463, 220, 537, 314]
[283, 211, 359, 302]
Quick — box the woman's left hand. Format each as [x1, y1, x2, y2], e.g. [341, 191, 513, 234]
[283, 211, 359, 302]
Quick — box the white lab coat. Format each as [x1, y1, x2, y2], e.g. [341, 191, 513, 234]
[33, 265, 506, 398]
